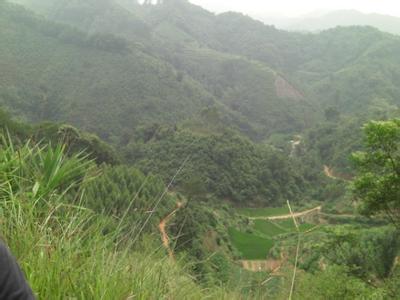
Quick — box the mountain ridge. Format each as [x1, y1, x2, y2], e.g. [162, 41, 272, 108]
[274, 10, 400, 35]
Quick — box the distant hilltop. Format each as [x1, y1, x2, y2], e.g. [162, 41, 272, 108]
[258, 10, 400, 35]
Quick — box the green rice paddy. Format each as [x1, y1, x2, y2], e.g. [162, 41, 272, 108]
[230, 207, 319, 260]
[228, 228, 274, 260]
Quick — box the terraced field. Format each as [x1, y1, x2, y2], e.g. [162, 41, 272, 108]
[229, 206, 318, 260]
[253, 220, 287, 237]
[228, 228, 274, 260]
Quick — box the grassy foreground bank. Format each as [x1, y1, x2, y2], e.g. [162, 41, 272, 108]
[0, 138, 241, 299]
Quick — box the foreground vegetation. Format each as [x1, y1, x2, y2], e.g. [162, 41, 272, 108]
[2, 0, 400, 298]
[2, 103, 400, 298]
[0, 138, 243, 298]
[5, 120, 399, 299]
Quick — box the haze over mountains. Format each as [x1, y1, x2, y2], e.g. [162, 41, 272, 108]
[259, 10, 400, 35]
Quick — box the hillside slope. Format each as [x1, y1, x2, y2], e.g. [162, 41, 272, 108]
[5, 0, 400, 167]
[7, 0, 321, 139]
[23, 0, 400, 123]
[0, 2, 224, 143]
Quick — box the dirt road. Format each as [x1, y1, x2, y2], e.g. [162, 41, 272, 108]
[159, 202, 183, 259]
[324, 165, 336, 179]
[324, 165, 352, 181]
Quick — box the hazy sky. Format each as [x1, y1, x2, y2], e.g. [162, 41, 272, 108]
[189, 0, 400, 18]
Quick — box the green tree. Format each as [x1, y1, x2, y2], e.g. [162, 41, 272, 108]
[293, 265, 384, 300]
[352, 119, 400, 227]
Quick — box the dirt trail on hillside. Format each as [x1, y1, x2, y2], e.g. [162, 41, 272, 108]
[248, 206, 322, 221]
[324, 165, 352, 181]
[290, 135, 302, 158]
[324, 165, 337, 179]
[159, 202, 183, 259]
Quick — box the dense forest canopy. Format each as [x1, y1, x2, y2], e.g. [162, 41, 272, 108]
[124, 125, 309, 205]
[3, 0, 400, 144]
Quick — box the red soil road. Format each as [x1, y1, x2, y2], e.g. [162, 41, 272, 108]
[159, 202, 183, 259]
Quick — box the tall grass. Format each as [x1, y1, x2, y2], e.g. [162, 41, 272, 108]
[0, 138, 239, 299]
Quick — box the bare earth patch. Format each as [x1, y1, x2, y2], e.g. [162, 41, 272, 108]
[159, 201, 183, 259]
[275, 76, 304, 101]
[240, 259, 282, 272]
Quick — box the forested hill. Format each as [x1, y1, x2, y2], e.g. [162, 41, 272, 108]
[1, 0, 319, 142]
[4, 0, 400, 144]
[2, 0, 400, 173]
[0, 1, 233, 143]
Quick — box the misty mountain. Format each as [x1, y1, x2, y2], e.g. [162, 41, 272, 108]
[282, 10, 400, 35]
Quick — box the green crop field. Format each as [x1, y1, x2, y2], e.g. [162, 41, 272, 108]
[228, 228, 274, 260]
[230, 207, 319, 260]
[253, 219, 316, 237]
[253, 220, 287, 237]
[238, 207, 289, 217]
[275, 219, 316, 232]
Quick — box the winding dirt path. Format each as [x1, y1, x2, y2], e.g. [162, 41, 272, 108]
[324, 165, 352, 181]
[324, 165, 337, 179]
[159, 202, 183, 259]
[248, 206, 322, 221]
